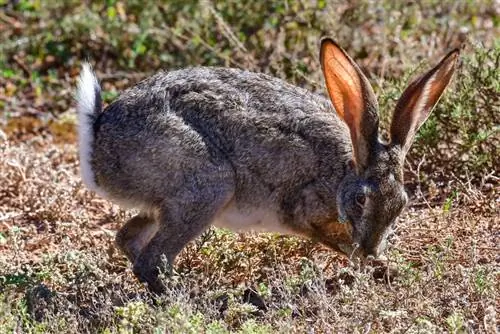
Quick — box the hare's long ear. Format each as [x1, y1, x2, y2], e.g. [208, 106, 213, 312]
[390, 49, 460, 157]
[320, 38, 379, 172]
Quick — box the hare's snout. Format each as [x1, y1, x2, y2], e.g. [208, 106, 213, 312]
[339, 242, 386, 262]
[361, 239, 387, 259]
[340, 232, 389, 262]
[361, 243, 386, 260]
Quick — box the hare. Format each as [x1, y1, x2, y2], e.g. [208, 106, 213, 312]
[76, 38, 459, 293]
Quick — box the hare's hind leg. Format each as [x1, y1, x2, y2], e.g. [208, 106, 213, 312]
[133, 185, 234, 294]
[115, 212, 159, 263]
[133, 206, 227, 294]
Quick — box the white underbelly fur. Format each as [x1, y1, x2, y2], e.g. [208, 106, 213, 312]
[213, 202, 294, 235]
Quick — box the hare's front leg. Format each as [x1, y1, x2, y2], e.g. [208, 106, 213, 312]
[115, 213, 159, 263]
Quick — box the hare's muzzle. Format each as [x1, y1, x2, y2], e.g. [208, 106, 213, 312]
[338, 242, 382, 263]
[352, 235, 389, 260]
[338, 230, 389, 262]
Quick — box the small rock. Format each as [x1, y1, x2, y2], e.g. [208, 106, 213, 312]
[243, 288, 267, 312]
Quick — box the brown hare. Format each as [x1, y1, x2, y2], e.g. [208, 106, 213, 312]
[77, 38, 459, 293]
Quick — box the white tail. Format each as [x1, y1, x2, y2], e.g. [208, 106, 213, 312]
[76, 63, 103, 194]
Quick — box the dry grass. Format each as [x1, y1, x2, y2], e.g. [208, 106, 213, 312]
[0, 122, 497, 333]
[0, 1, 499, 333]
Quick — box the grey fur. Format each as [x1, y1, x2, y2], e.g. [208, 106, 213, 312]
[77, 40, 458, 293]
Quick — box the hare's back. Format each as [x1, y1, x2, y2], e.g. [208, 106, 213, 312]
[92, 67, 351, 206]
[160, 67, 350, 170]
[124, 67, 336, 118]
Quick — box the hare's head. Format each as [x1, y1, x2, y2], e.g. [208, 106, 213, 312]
[320, 38, 459, 259]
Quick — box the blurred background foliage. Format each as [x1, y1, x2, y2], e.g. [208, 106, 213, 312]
[0, 0, 498, 192]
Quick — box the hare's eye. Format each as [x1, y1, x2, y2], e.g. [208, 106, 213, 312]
[356, 194, 366, 208]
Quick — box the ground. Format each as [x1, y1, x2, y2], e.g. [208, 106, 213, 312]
[0, 1, 498, 333]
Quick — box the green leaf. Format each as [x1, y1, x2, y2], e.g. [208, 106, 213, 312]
[107, 6, 117, 20]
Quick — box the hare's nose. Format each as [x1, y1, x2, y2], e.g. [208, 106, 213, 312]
[362, 246, 380, 259]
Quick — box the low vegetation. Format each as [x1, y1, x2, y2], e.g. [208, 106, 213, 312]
[0, 1, 498, 333]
